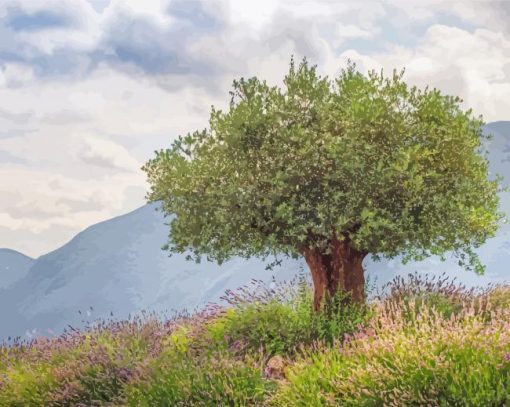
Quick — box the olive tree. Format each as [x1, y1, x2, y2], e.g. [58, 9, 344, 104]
[143, 58, 503, 310]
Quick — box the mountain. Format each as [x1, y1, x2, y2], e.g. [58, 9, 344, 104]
[0, 248, 34, 290]
[0, 203, 304, 340]
[0, 122, 509, 341]
[484, 121, 510, 227]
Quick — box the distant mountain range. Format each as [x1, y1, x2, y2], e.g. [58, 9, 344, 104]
[0, 249, 34, 290]
[0, 204, 305, 340]
[1, 122, 509, 341]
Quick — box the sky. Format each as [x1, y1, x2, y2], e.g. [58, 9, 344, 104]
[0, 0, 509, 258]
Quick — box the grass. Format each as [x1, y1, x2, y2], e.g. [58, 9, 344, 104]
[0, 273, 509, 406]
[272, 299, 510, 406]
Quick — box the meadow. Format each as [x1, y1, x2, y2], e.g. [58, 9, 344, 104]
[1, 272, 509, 406]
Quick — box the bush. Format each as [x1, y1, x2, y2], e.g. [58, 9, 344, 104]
[202, 278, 372, 356]
[272, 300, 510, 406]
[125, 349, 273, 406]
[0, 360, 58, 406]
[2, 275, 508, 406]
[487, 286, 510, 310]
[0, 317, 171, 406]
[377, 272, 487, 322]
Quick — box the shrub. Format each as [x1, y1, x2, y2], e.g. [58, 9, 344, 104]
[0, 316, 172, 406]
[0, 360, 58, 406]
[2, 275, 508, 406]
[377, 272, 488, 321]
[202, 278, 372, 356]
[272, 299, 510, 406]
[125, 349, 273, 406]
[487, 286, 510, 310]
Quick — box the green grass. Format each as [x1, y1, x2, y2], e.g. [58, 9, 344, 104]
[271, 303, 510, 406]
[125, 349, 273, 406]
[0, 275, 509, 406]
[202, 281, 372, 356]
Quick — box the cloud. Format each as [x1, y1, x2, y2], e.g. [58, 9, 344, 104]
[0, 0, 510, 257]
[0, 150, 26, 164]
[0, 106, 33, 123]
[0, 167, 148, 256]
[442, 1, 510, 35]
[87, 0, 110, 13]
[0, 223, 77, 259]
[89, 0, 232, 93]
[77, 136, 140, 171]
[5, 7, 73, 32]
[56, 197, 112, 213]
[0, 63, 35, 87]
[332, 24, 510, 121]
[0, 128, 35, 139]
[0, 0, 99, 80]
[0, 0, 383, 92]
[0, 0, 225, 87]
[0, 63, 215, 255]
[336, 24, 373, 40]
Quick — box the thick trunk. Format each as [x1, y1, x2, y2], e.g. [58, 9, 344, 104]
[300, 235, 366, 311]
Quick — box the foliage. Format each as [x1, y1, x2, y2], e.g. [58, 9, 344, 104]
[487, 286, 510, 309]
[125, 350, 272, 406]
[377, 271, 487, 320]
[202, 278, 372, 356]
[1, 275, 509, 406]
[143, 57, 503, 274]
[272, 294, 510, 406]
[0, 317, 174, 406]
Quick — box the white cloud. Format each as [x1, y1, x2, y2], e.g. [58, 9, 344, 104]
[77, 136, 140, 171]
[0, 0, 509, 256]
[0, 0, 100, 53]
[0, 64, 218, 255]
[0, 63, 35, 87]
[0, 166, 147, 256]
[336, 24, 373, 40]
[331, 24, 510, 121]
[102, 0, 172, 25]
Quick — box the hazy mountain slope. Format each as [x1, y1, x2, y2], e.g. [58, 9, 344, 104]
[0, 204, 303, 339]
[0, 248, 34, 290]
[0, 122, 508, 340]
[485, 121, 510, 231]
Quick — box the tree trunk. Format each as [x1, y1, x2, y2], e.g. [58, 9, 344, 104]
[300, 235, 366, 312]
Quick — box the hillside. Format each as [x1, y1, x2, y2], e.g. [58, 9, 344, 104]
[1, 276, 509, 406]
[0, 248, 34, 290]
[0, 204, 303, 340]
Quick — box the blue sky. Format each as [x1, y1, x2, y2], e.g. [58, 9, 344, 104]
[0, 0, 509, 257]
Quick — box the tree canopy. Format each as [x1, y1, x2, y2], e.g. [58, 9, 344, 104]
[144, 58, 503, 278]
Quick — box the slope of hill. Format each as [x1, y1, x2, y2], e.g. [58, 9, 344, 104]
[0, 122, 508, 341]
[0, 204, 304, 339]
[485, 121, 510, 226]
[0, 248, 34, 290]
[1, 276, 509, 406]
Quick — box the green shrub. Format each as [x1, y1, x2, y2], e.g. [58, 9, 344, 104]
[311, 292, 373, 346]
[0, 361, 58, 407]
[0, 319, 168, 406]
[487, 286, 510, 310]
[205, 299, 310, 355]
[125, 349, 273, 406]
[203, 280, 372, 356]
[377, 272, 490, 324]
[272, 301, 510, 406]
[3, 276, 508, 407]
